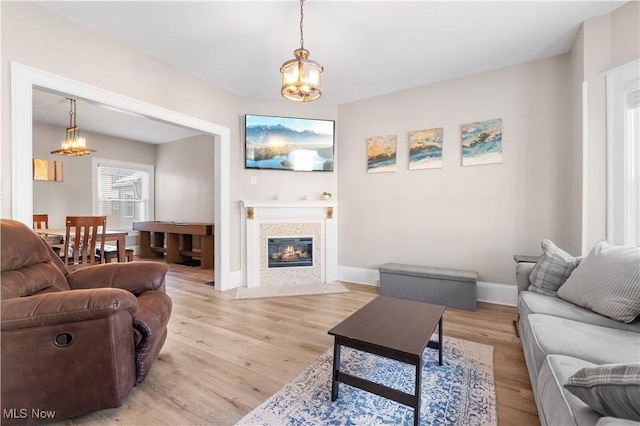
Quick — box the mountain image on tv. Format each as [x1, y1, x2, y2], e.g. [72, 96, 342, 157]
[245, 115, 334, 171]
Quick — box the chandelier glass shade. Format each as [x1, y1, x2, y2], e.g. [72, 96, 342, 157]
[51, 98, 95, 157]
[280, 0, 323, 102]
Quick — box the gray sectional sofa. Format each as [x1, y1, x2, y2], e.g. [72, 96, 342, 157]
[515, 240, 640, 426]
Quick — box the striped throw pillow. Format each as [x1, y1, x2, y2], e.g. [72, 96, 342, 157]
[565, 362, 640, 421]
[528, 239, 581, 296]
[557, 241, 640, 323]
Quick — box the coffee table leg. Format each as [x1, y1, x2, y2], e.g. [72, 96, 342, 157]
[331, 338, 341, 401]
[414, 356, 422, 426]
[438, 317, 443, 366]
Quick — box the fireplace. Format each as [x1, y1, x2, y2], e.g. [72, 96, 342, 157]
[241, 199, 337, 288]
[267, 236, 313, 268]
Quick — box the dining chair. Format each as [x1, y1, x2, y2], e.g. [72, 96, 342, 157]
[32, 213, 49, 229]
[33, 213, 64, 254]
[62, 216, 107, 269]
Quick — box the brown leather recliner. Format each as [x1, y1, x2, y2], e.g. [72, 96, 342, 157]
[0, 219, 172, 425]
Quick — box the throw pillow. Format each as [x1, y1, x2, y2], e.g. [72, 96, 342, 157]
[557, 241, 640, 323]
[528, 239, 582, 296]
[564, 362, 640, 421]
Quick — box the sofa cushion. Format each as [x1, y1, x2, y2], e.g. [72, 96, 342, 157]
[537, 355, 602, 426]
[519, 291, 640, 333]
[528, 239, 582, 296]
[521, 314, 640, 378]
[596, 417, 640, 425]
[565, 362, 640, 421]
[557, 241, 640, 323]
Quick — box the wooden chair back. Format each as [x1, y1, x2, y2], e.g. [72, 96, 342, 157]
[63, 216, 107, 268]
[33, 214, 49, 229]
[33, 214, 64, 251]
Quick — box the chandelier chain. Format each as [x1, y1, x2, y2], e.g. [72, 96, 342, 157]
[299, 0, 304, 49]
[68, 99, 74, 128]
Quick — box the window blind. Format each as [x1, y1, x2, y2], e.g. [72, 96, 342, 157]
[97, 164, 148, 230]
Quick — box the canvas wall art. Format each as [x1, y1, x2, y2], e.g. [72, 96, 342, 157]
[461, 118, 502, 166]
[33, 159, 63, 182]
[409, 127, 443, 170]
[367, 135, 397, 173]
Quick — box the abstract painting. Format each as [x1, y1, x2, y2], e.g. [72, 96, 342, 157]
[33, 159, 63, 181]
[367, 135, 397, 173]
[409, 127, 443, 170]
[461, 118, 502, 166]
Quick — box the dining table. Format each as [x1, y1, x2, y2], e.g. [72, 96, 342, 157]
[36, 228, 129, 262]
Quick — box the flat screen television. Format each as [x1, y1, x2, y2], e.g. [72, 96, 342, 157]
[245, 114, 335, 171]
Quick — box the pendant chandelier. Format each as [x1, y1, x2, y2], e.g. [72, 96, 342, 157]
[280, 0, 323, 102]
[51, 98, 95, 156]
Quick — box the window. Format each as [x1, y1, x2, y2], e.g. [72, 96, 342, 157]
[92, 158, 154, 231]
[606, 59, 640, 246]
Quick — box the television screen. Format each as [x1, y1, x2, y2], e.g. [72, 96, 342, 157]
[245, 114, 335, 171]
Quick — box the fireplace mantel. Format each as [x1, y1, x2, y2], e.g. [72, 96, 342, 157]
[240, 199, 337, 288]
[241, 199, 336, 209]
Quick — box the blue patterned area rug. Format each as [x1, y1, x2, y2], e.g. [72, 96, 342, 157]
[237, 336, 496, 426]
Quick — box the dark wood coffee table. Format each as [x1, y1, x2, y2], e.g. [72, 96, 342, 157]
[328, 296, 445, 426]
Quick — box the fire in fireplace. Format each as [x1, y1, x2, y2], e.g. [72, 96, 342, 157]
[267, 236, 313, 268]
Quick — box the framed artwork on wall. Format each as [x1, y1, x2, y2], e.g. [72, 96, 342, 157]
[461, 118, 502, 166]
[367, 135, 397, 173]
[33, 159, 63, 182]
[409, 127, 443, 170]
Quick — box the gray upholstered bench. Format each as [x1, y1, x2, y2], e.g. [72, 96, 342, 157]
[379, 263, 478, 311]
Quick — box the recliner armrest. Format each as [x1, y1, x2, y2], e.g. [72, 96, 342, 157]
[132, 290, 172, 383]
[514, 254, 539, 295]
[0, 288, 137, 331]
[513, 254, 540, 264]
[67, 262, 169, 295]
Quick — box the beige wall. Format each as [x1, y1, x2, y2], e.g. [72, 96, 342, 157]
[337, 56, 570, 285]
[610, 1, 640, 67]
[3, 1, 635, 284]
[32, 121, 157, 228]
[1, 1, 336, 272]
[155, 135, 215, 223]
[583, 14, 611, 253]
[34, 123, 219, 227]
[236, 98, 338, 203]
[568, 0, 640, 254]
[566, 25, 585, 255]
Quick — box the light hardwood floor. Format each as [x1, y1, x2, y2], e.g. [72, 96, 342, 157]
[66, 262, 539, 425]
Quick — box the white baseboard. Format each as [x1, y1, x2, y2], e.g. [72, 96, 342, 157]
[335, 266, 517, 307]
[335, 266, 380, 287]
[221, 270, 243, 291]
[227, 265, 518, 306]
[477, 281, 517, 307]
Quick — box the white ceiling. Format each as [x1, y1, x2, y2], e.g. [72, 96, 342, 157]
[33, 90, 203, 144]
[33, 0, 627, 143]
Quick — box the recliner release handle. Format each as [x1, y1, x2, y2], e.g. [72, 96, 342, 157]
[53, 331, 75, 347]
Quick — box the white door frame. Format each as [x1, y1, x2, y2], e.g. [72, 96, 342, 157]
[10, 62, 232, 290]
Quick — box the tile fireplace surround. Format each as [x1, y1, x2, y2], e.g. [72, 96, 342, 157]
[241, 200, 338, 288]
